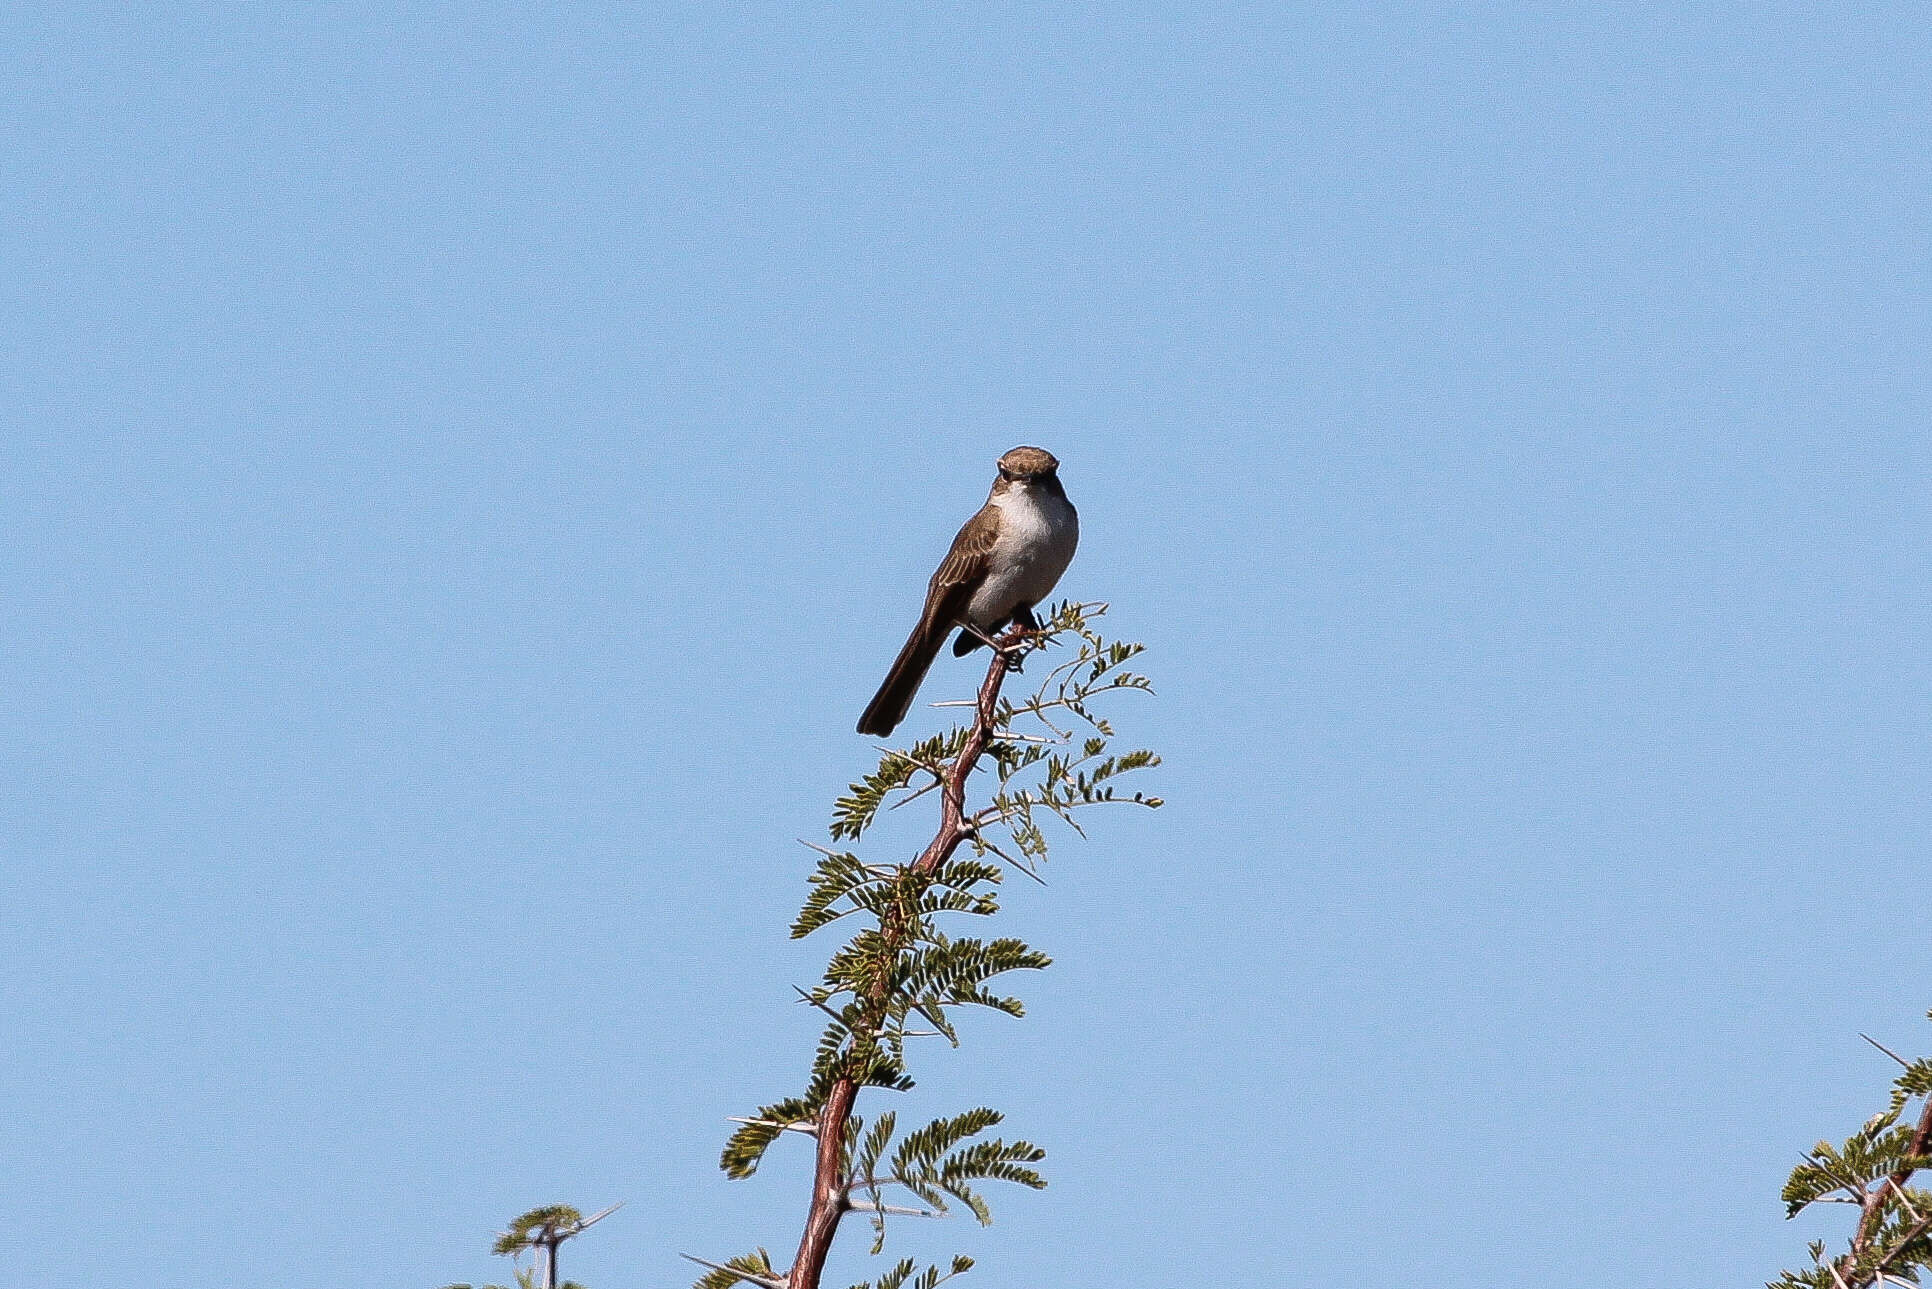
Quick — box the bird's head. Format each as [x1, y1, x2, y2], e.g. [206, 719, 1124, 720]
[996, 446, 1061, 485]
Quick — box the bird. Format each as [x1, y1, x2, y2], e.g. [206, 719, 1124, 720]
[857, 446, 1079, 737]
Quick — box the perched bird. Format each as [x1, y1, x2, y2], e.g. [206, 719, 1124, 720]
[858, 447, 1079, 737]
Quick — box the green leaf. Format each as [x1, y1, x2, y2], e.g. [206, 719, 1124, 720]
[721, 1096, 818, 1180]
[833, 731, 969, 841]
[891, 1108, 1004, 1177]
[689, 1248, 778, 1289]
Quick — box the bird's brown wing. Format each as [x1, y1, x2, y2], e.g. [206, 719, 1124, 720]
[925, 501, 1001, 618]
[857, 504, 1002, 737]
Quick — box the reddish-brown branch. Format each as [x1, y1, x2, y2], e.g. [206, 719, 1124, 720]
[786, 630, 1027, 1289]
[1841, 1084, 1932, 1285]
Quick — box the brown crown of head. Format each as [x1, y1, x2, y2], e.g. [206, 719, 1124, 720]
[997, 446, 1060, 480]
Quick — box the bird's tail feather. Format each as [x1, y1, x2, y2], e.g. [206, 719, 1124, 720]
[858, 619, 949, 737]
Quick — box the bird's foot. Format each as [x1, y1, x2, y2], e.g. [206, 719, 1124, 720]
[997, 621, 1042, 673]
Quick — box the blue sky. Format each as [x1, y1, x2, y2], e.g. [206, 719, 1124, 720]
[4, 4, 1928, 1287]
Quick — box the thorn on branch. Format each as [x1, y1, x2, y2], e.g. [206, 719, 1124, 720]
[793, 985, 852, 1027]
[845, 1200, 947, 1219]
[1865, 1034, 1914, 1070]
[726, 1116, 819, 1136]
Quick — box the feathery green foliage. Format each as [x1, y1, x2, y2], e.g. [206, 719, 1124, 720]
[1772, 1013, 1932, 1289]
[492, 1206, 587, 1258]
[446, 1203, 613, 1289]
[832, 729, 971, 842]
[687, 1248, 782, 1289]
[696, 603, 1159, 1289]
[842, 1253, 976, 1289]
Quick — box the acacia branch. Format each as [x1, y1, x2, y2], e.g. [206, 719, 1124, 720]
[1839, 1070, 1932, 1286]
[785, 627, 1031, 1289]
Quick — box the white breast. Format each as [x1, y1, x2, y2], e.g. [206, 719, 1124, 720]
[966, 484, 1079, 628]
